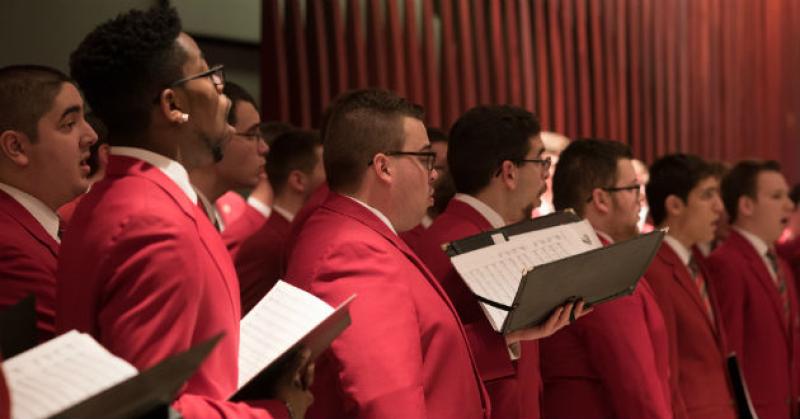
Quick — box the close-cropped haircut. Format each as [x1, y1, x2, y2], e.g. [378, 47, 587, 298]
[266, 130, 322, 195]
[552, 138, 632, 217]
[224, 82, 259, 126]
[323, 89, 424, 193]
[69, 3, 185, 144]
[721, 159, 782, 223]
[646, 153, 716, 226]
[0, 65, 73, 141]
[448, 105, 541, 195]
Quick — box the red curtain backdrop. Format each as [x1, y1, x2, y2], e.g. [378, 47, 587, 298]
[261, 0, 800, 181]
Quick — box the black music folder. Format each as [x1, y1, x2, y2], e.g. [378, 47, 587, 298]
[727, 354, 759, 419]
[49, 334, 222, 419]
[0, 294, 37, 358]
[446, 211, 664, 333]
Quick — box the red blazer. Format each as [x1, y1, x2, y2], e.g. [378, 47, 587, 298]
[706, 230, 800, 419]
[0, 358, 9, 419]
[539, 235, 672, 419]
[282, 183, 330, 274]
[413, 199, 541, 419]
[56, 155, 287, 419]
[222, 204, 268, 258]
[400, 223, 426, 250]
[285, 192, 490, 419]
[234, 211, 291, 315]
[0, 189, 58, 342]
[645, 243, 736, 419]
[215, 190, 248, 227]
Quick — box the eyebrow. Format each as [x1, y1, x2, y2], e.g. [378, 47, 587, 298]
[417, 144, 433, 152]
[60, 105, 82, 120]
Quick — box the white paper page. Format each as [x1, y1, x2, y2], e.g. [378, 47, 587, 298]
[237, 280, 334, 390]
[450, 220, 602, 331]
[3, 330, 137, 419]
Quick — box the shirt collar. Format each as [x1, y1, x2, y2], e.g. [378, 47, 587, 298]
[246, 196, 272, 219]
[195, 188, 225, 231]
[0, 182, 60, 243]
[272, 204, 295, 222]
[734, 226, 770, 257]
[595, 229, 614, 244]
[344, 195, 397, 235]
[111, 146, 197, 205]
[454, 193, 506, 229]
[663, 234, 692, 267]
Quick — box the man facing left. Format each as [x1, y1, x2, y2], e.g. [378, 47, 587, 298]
[0, 65, 97, 341]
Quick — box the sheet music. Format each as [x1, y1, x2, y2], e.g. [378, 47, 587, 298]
[2, 330, 137, 419]
[450, 220, 602, 331]
[237, 280, 335, 390]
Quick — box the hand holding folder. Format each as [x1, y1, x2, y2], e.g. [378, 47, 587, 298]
[446, 211, 664, 333]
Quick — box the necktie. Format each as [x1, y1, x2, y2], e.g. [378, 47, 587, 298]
[688, 256, 716, 326]
[765, 250, 791, 325]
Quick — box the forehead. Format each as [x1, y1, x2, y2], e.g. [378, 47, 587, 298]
[691, 176, 719, 193]
[615, 158, 637, 183]
[756, 170, 788, 192]
[527, 134, 544, 155]
[176, 32, 204, 71]
[41, 83, 83, 118]
[234, 101, 261, 130]
[402, 117, 429, 148]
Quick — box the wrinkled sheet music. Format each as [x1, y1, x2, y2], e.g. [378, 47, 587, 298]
[2, 330, 137, 419]
[237, 280, 334, 390]
[450, 219, 601, 331]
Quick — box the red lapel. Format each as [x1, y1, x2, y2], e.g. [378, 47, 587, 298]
[0, 188, 59, 257]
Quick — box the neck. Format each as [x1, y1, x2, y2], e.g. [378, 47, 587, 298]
[272, 191, 305, 217]
[472, 186, 520, 224]
[0, 171, 66, 211]
[734, 220, 774, 245]
[188, 166, 231, 202]
[661, 221, 696, 249]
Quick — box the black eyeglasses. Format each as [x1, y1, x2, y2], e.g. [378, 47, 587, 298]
[234, 130, 266, 142]
[368, 151, 438, 172]
[494, 156, 552, 176]
[153, 65, 225, 103]
[169, 64, 225, 89]
[586, 183, 642, 202]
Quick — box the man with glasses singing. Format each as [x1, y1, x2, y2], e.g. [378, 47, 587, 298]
[539, 139, 673, 419]
[57, 5, 312, 419]
[284, 89, 490, 419]
[411, 105, 588, 419]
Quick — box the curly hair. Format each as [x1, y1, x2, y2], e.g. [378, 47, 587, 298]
[69, 3, 185, 143]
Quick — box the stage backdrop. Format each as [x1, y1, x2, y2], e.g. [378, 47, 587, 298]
[261, 0, 800, 181]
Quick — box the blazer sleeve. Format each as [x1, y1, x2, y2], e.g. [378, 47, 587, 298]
[309, 241, 429, 419]
[97, 216, 286, 419]
[579, 295, 673, 419]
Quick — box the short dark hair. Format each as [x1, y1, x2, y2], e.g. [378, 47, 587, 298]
[323, 89, 423, 193]
[0, 65, 74, 141]
[790, 184, 800, 206]
[721, 159, 782, 223]
[646, 154, 717, 226]
[427, 127, 448, 144]
[224, 81, 259, 126]
[259, 121, 294, 145]
[448, 105, 541, 195]
[266, 130, 322, 195]
[69, 4, 186, 144]
[552, 138, 632, 217]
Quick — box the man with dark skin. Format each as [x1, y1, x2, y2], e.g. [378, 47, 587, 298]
[56, 5, 312, 418]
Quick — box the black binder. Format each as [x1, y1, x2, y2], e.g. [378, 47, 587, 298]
[727, 353, 759, 419]
[446, 211, 664, 333]
[49, 334, 222, 419]
[0, 294, 37, 358]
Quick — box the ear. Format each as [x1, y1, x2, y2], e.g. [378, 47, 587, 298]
[287, 169, 308, 193]
[664, 194, 685, 218]
[0, 130, 32, 167]
[371, 154, 393, 184]
[498, 160, 518, 190]
[157, 89, 190, 125]
[738, 195, 755, 218]
[589, 188, 611, 214]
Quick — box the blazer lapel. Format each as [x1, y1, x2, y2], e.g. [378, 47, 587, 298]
[0, 189, 59, 257]
[660, 245, 720, 338]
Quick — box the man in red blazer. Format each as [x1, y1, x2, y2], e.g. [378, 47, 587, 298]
[236, 129, 325, 314]
[189, 82, 268, 239]
[0, 65, 97, 341]
[705, 160, 800, 419]
[540, 139, 673, 419]
[644, 154, 736, 419]
[57, 5, 311, 419]
[412, 105, 586, 419]
[285, 89, 490, 419]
